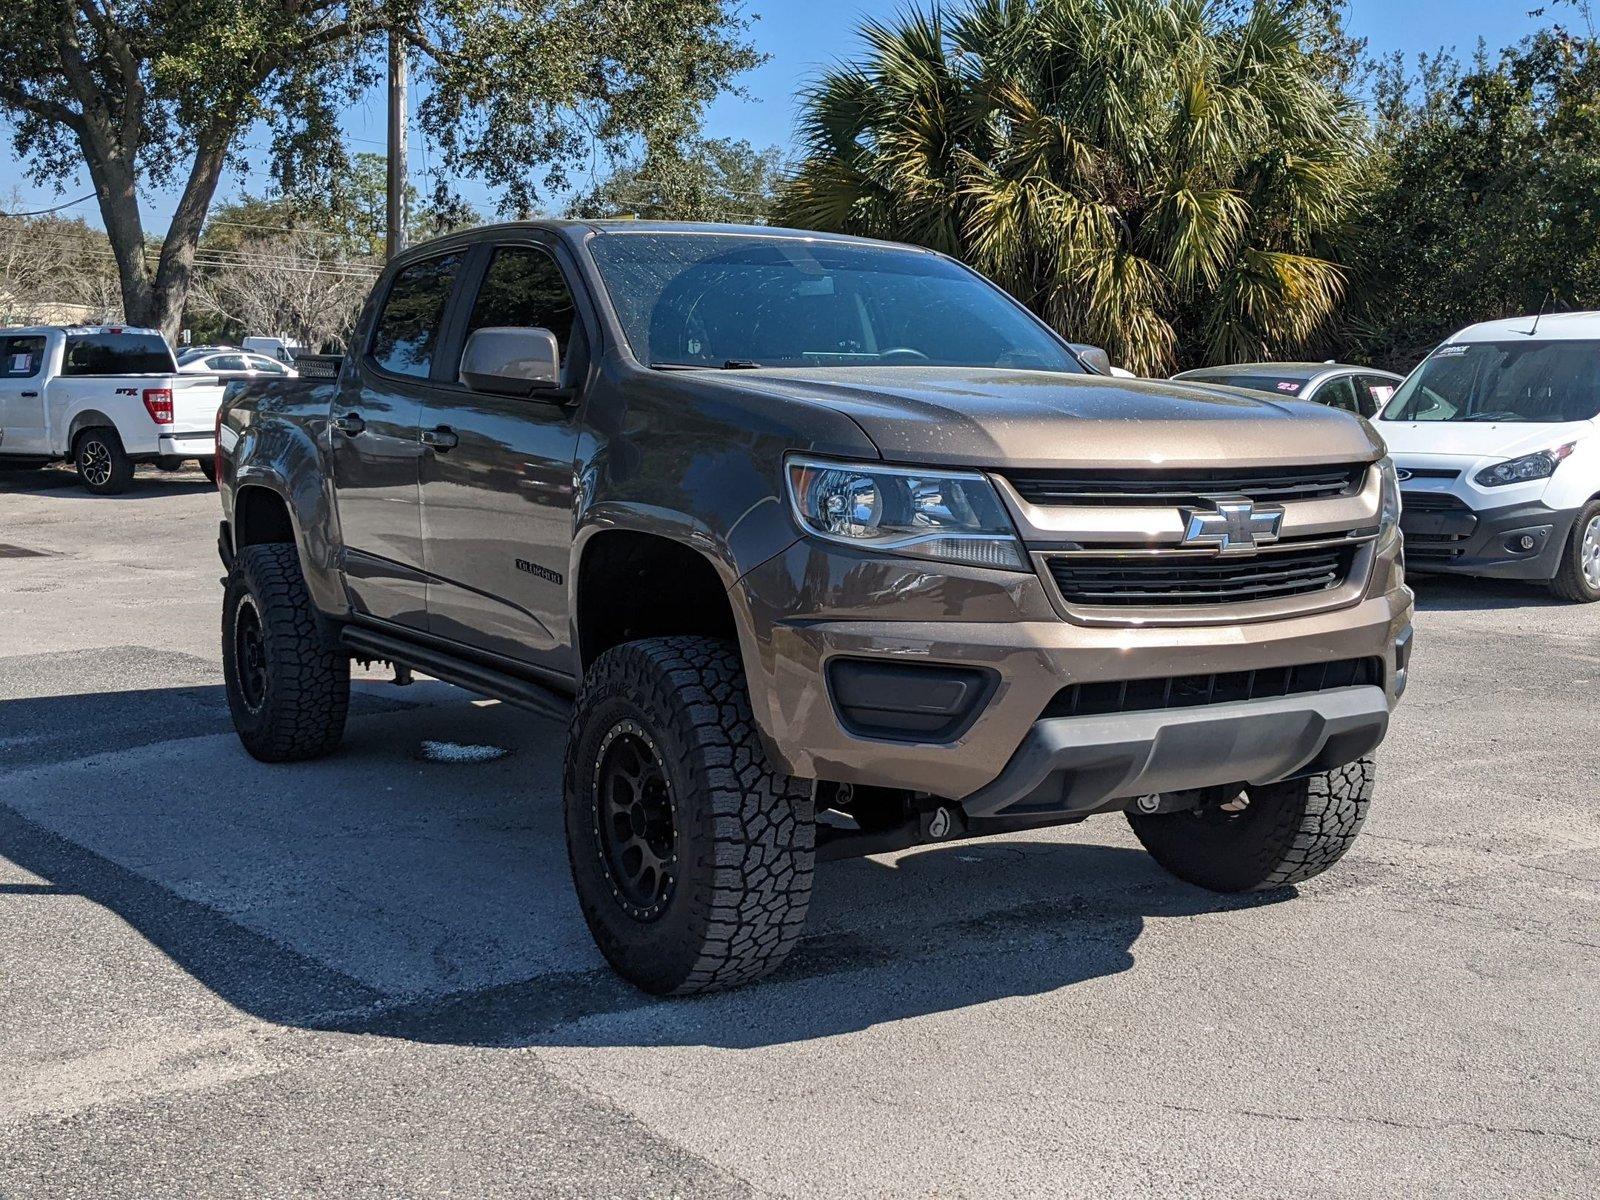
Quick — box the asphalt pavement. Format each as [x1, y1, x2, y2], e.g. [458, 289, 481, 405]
[2, 462, 1597, 1198]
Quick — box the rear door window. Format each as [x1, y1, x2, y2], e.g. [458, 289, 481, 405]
[210, 354, 249, 372]
[368, 252, 464, 378]
[61, 331, 175, 376]
[1312, 374, 1360, 414]
[0, 335, 46, 378]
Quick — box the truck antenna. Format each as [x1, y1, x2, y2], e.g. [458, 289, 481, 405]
[1530, 289, 1553, 336]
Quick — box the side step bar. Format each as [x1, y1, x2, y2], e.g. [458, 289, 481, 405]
[341, 626, 571, 723]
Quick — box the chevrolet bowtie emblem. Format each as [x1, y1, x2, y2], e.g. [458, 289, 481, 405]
[1180, 499, 1284, 555]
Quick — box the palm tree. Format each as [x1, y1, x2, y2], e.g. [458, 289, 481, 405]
[776, 0, 1367, 375]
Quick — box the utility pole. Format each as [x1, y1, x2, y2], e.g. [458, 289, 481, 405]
[385, 28, 408, 261]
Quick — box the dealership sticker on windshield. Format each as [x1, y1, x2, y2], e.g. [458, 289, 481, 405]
[1433, 344, 1469, 357]
[1276, 381, 1301, 392]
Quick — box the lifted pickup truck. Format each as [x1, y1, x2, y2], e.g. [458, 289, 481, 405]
[217, 221, 1413, 994]
[0, 325, 224, 492]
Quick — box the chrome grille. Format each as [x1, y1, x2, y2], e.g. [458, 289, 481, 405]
[1005, 463, 1366, 507]
[1047, 545, 1355, 606]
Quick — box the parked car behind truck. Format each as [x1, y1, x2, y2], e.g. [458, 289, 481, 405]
[1379, 312, 1600, 601]
[216, 220, 1414, 995]
[1173, 362, 1403, 418]
[0, 325, 224, 491]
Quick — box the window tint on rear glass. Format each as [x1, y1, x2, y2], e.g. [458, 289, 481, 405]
[368, 252, 463, 378]
[0, 335, 46, 378]
[1195, 374, 1305, 396]
[61, 331, 174, 376]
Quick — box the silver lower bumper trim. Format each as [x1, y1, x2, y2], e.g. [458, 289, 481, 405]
[960, 686, 1390, 817]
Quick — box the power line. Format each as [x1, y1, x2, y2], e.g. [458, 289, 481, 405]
[5, 192, 96, 217]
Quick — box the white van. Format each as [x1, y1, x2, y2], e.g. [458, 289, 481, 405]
[1379, 311, 1600, 601]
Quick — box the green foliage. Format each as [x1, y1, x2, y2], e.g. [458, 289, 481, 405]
[1350, 23, 1600, 368]
[568, 137, 789, 224]
[777, 0, 1368, 375]
[0, 1, 762, 334]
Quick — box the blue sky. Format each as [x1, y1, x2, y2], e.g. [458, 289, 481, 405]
[0, 0, 1564, 231]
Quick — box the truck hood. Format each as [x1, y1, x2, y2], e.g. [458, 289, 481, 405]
[1376, 418, 1593, 463]
[697, 366, 1383, 469]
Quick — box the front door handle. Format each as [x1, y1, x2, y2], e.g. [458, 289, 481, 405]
[421, 425, 459, 452]
[20, 390, 38, 398]
[332, 412, 366, 436]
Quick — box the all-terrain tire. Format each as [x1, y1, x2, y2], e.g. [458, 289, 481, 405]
[1128, 757, 1375, 892]
[564, 636, 815, 995]
[222, 542, 350, 762]
[74, 427, 134, 495]
[1548, 500, 1600, 603]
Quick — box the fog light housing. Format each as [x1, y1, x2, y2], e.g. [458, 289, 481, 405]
[1502, 526, 1552, 557]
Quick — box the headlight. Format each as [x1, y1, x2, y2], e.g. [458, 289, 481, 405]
[1474, 442, 1576, 488]
[785, 456, 1029, 571]
[1378, 455, 1401, 539]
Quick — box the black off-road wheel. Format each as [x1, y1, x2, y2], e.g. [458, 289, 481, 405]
[564, 636, 815, 995]
[1549, 500, 1600, 603]
[74, 427, 133, 495]
[222, 543, 350, 762]
[1128, 757, 1375, 893]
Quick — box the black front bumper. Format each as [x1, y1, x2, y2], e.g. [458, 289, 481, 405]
[1400, 497, 1577, 581]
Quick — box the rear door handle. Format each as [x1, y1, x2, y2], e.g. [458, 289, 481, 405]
[332, 412, 366, 436]
[421, 425, 459, 452]
[20, 390, 38, 398]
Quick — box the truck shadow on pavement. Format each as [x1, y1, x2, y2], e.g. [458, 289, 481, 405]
[0, 464, 214, 498]
[1407, 575, 1569, 611]
[0, 680, 1289, 1049]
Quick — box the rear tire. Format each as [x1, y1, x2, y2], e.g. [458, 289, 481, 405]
[1548, 501, 1600, 603]
[222, 543, 350, 762]
[564, 636, 815, 995]
[1128, 757, 1375, 892]
[74, 427, 133, 495]
[195, 455, 218, 485]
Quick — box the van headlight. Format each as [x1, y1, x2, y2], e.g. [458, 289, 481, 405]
[1378, 456, 1401, 539]
[1474, 442, 1576, 488]
[785, 456, 1029, 571]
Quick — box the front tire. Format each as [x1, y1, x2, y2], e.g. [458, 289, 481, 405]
[74, 427, 133, 494]
[222, 543, 350, 762]
[1549, 501, 1600, 603]
[564, 636, 815, 995]
[1128, 757, 1375, 892]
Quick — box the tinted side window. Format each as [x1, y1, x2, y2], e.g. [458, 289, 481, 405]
[61, 332, 175, 376]
[1358, 375, 1397, 417]
[369, 252, 463, 378]
[0, 335, 46, 379]
[211, 354, 249, 372]
[1314, 375, 1360, 414]
[463, 246, 578, 360]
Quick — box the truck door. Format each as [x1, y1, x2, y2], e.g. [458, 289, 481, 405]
[332, 249, 467, 629]
[0, 334, 51, 455]
[416, 237, 587, 674]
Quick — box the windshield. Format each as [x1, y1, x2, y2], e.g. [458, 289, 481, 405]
[586, 233, 1085, 372]
[1382, 340, 1600, 423]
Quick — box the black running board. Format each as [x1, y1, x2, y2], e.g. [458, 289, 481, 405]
[341, 626, 572, 723]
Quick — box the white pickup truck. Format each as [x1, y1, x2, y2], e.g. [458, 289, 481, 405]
[0, 325, 226, 493]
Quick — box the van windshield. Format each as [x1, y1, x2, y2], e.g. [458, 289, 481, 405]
[1382, 340, 1600, 423]
[586, 232, 1084, 373]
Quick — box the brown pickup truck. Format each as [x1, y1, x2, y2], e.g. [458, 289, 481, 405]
[216, 220, 1413, 994]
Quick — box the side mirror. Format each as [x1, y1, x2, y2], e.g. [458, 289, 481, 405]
[1068, 343, 1114, 375]
[460, 326, 561, 396]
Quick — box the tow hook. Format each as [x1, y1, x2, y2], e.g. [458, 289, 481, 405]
[922, 804, 955, 840]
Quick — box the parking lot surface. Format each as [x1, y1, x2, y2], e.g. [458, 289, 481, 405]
[2, 463, 1598, 1198]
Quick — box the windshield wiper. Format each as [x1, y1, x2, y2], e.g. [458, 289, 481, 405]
[650, 359, 764, 371]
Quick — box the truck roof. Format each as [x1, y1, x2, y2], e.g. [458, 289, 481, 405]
[408, 218, 933, 257]
[1448, 310, 1600, 342]
[0, 323, 163, 338]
